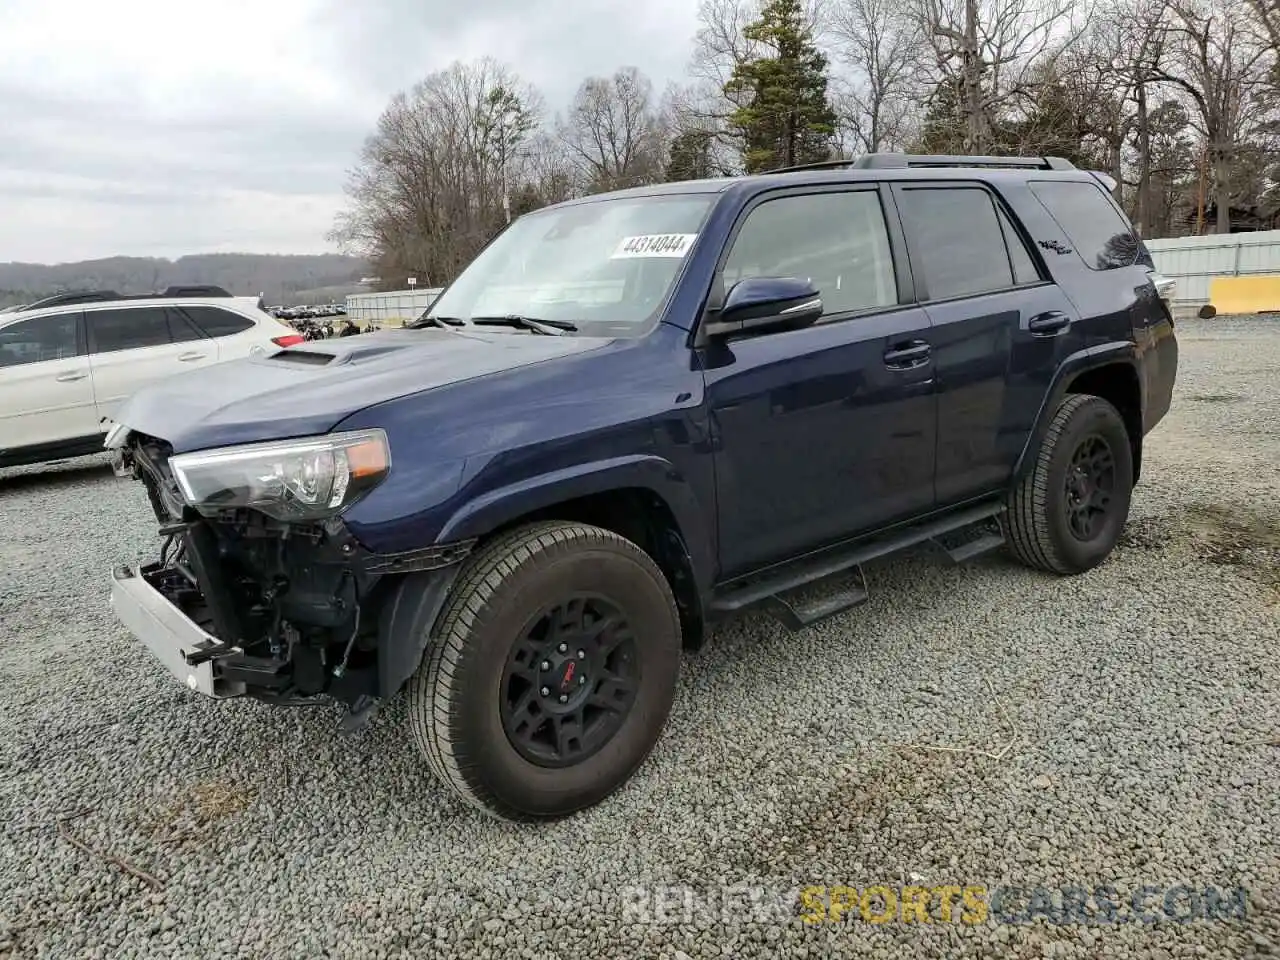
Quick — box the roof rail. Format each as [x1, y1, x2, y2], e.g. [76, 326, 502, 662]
[22, 290, 124, 310]
[20, 286, 235, 312]
[769, 152, 1077, 175]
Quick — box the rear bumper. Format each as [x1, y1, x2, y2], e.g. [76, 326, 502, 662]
[110, 564, 246, 699]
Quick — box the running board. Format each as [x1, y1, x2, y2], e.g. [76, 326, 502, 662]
[929, 518, 1006, 563]
[709, 501, 1006, 630]
[762, 565, 869, 630]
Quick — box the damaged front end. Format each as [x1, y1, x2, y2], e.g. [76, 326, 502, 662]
[108, 428, 473, 730]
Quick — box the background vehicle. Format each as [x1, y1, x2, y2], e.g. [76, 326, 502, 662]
[107, 152, 1177, 822]
[0, 288, 304, 468]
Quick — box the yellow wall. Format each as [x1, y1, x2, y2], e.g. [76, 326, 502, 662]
[1208, 275, 1280, 314]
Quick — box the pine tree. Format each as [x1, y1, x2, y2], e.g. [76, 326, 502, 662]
[724, 0, 837, 173]
[666, 130, 715, 182]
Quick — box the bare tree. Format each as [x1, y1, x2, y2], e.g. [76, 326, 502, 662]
[911, 0, 1088, 153]
[329, 58, 541, 287]
[1150, 0, 1278, 232]
[826, 0, 922, 151]
[1242, 0, 1280, 52]
[1110, 0, 1175, 234]
[559, 68, 666, 192]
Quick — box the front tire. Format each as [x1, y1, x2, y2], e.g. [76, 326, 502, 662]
[407, 521, 681, 820]
[1003, 394, 1134, 574]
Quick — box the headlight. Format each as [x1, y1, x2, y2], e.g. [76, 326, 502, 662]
[169, 429, 390, 521]
[103, 421, 128, 449]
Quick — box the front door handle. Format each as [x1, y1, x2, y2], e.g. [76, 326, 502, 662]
[177, 351, 208, 362]
[1027, 311, 1071, 336]
[55, 370, 87, 382]
[884, 340, 931, 369]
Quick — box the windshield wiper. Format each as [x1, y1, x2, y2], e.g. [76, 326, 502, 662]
[469, 314, 578, 336]
[405, 314, 466, 330]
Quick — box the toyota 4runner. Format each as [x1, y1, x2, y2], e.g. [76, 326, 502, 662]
[105, 152, 1178, 820]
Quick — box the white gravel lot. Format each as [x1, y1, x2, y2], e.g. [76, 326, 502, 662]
[1, 317, 1277, 959]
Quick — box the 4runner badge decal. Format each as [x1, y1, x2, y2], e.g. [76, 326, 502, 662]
[611, 233, 697, 259]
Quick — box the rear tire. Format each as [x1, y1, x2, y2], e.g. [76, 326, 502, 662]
[407, 521, 681, 821]
[1003, 394, 1134, 574]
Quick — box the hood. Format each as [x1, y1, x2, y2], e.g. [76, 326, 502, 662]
[112, 328, 606, 453]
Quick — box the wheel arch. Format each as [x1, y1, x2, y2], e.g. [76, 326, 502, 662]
[1015, 344, 1144, 486]
[437, 456, 712, 650]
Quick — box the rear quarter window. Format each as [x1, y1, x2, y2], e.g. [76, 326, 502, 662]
[1028, 180, 1140, 271]
[180, 306, 255, 338]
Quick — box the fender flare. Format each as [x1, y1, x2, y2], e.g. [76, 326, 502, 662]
[1013, 341, 1142, 481]
[438, 453, 716, 591]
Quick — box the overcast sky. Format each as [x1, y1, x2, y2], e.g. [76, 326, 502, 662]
[0, 0, 700, 264]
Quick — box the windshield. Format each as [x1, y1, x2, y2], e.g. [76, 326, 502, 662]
[421, 193, 716, 336]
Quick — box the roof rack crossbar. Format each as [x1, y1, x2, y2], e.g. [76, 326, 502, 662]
[768, 152, 1077, 175]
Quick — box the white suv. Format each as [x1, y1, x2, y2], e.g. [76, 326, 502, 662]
[0, 289, 305, 469]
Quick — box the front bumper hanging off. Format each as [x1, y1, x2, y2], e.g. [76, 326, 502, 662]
[110, 563, 246, 699]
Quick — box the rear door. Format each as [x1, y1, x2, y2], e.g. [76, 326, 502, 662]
[86, 306, 219, 424]
[178, 304, 268, 359]
[890, 182, 1082, 505]
[0, 311, 98, 452]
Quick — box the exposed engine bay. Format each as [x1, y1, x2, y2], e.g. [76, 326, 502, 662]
[113, 431, 469, 719]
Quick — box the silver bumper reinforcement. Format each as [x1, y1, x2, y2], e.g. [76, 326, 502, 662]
[110, 564, 246, 699]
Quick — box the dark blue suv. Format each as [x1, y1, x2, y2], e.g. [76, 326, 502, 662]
[107, 152, 1178, 820]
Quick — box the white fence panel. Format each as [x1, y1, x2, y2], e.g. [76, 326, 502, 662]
[1145, 231, 1280, 311]
[345, 289, 443, 324]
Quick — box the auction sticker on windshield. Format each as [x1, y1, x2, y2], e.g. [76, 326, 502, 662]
[611, 234, 697, 259]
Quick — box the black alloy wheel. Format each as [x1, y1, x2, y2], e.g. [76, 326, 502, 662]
[500, 595, 639, 768]
[1063, 434, 1117, 541]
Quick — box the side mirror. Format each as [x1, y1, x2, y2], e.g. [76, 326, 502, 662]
[702, 277, 823, 339]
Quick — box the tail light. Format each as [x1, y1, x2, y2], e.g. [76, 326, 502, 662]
[272, 334, 305, 348]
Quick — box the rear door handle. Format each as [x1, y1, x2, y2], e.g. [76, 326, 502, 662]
[1027, 311, 1071, 336]
[55, 371, 87, 382]
[177, 351, 208, 362]
[883, 340, 931, 369]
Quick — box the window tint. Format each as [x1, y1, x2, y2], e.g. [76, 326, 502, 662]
[722, 190, 897, 317]
[0, 313, 80, 367]
[181, 306, 254, 338]
[167, 309, 206, 343]
[1028, 180, 1139, 270]
[896, 187, 1014, 299]
[996, 205, 1041, 285]
[88, 307, 173, 354]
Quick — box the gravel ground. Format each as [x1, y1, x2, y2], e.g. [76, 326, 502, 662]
[1, 317, 1277, 959]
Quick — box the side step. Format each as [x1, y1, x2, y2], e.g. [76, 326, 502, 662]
[929, 518, 1006, 563]
[762, 565, 869, 630]
[709, 501, 1005, 631]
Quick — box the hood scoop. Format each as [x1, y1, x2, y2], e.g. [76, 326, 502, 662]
[268, 349, 334, 366]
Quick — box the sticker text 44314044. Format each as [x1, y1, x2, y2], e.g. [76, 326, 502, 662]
[611, 234, 698, 259]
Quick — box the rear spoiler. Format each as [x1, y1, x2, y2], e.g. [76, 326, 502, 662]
[1087, 170, 1118, 192]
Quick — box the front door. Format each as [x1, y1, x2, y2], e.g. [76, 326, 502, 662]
[701, 186, 938, 580]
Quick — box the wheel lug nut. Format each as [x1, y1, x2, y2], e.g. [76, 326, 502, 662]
[540, 686, 550, 696]
[577, 650, 585, 659]
[558, 694, 568, 703]
[557, 643, 568, 653]
[578, 676, 586, 685]
[540, 660, 550, 671]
